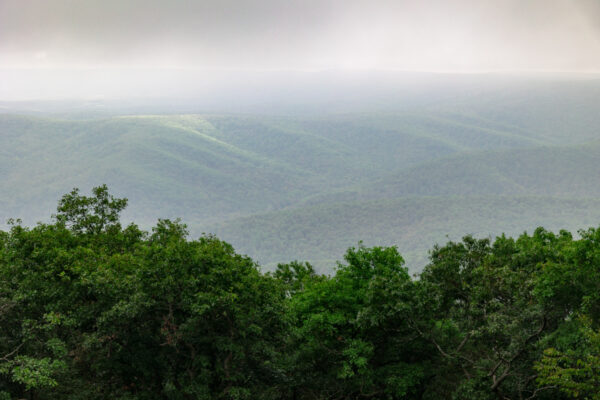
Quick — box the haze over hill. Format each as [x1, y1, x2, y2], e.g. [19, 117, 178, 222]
[1, 74, 600, 271]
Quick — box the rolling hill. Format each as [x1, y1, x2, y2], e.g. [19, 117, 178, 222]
[2, 76, 600, 272]
[299, 141, 600, 205]
[209, 196, 600, 272]
[0, 109, 566, 227]
[209, 140, 600, 271]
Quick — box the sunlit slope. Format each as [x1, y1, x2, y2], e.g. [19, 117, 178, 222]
[0, 111, 554, 225]
[0, 114, 315, 225]
[203, 113, 543, 180]
[209, 196, 600, 273]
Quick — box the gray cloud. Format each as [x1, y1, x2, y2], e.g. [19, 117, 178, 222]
[1, 0, 599, 72]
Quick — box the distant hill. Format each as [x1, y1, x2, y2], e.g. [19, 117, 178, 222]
[209, 196, 600, 273]
[299, 142, 600, 205]
[211, 141, 600, 271]
[0, 114, 313, 225]
[0, 110, 566, 227]
[2, 77, 600, 272]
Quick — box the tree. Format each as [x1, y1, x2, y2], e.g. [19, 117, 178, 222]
[536, 317, 600, 399]
[284, 244, 429, 399]
[54, 184, 128, 235]
[414, 231, 572, 399]
[2, 185, 600, 399]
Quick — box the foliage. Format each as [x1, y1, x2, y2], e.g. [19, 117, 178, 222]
[535, 317, 600, 399]
[1, 186, 599, 399]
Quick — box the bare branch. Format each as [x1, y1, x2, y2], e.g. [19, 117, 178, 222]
[525, 385, 557, 400]
[1, 342, 24, 362]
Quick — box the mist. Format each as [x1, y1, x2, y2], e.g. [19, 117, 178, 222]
[1, 0, 600, 101]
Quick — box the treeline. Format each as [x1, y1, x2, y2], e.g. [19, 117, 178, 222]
[1, 187, 599, 400]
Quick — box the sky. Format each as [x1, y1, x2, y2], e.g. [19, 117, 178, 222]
[1, 0, 600, 100]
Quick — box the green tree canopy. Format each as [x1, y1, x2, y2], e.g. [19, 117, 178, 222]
[1, 186, 599, 399]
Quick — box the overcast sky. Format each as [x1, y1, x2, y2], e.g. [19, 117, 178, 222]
[1, 0, 600, 100]
[2, 0, 600, 72]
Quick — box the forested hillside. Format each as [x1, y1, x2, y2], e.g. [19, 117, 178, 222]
[1, 77, 600, 271]
[1, 187, 599, 399]
[210, 196, 600, 271]
[304, 142, 600, 203]
[0, 109, 553, 226]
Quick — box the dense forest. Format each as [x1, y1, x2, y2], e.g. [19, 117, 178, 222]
[1, 186, 599, 399]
